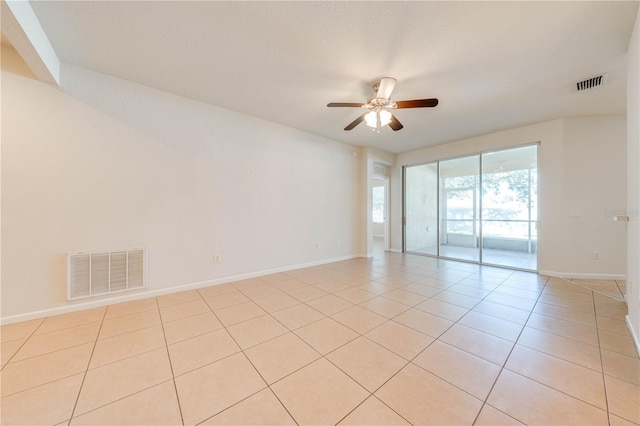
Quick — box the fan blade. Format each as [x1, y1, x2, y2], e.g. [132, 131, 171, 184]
[395, 98, 439, 108]
[327, 102, 365, 107]
[344, 114, 366, 131]
[377, 77, 397, 100]
[388, 114, 404, 131]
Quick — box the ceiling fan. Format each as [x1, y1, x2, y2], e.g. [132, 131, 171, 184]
[327, 77, 438, 133]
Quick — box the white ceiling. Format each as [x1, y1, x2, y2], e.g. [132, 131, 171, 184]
[26, 1, 639, 153]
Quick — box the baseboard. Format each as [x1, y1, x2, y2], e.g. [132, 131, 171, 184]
[390, 248, 403, 253]
[0, 253, 361, 325]
[626, 315, 640, 357]
[538, 270, 626, 281]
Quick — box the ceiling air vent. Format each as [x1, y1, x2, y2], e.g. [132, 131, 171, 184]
[576, 73, 607, 91]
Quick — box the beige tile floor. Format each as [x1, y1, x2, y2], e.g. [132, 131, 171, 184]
[1, 252, 639, 425]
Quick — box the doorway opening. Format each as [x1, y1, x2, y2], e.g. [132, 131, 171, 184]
[373, 175, 390, 256]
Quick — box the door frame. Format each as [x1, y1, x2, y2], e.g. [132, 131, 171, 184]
[372, 176, 391, 252]
[383, 175, 391, 251]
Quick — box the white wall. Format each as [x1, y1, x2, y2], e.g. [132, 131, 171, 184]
[1, 49, 362, 321]
[626, 7, 640, 352]
[396, 117, 627, 278]
[562, 117, 627, 274]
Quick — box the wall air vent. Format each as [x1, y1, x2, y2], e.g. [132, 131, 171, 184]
[576, 73, 608, 91]
[374, 164, 388, 176]
[67, 249, 146, 300]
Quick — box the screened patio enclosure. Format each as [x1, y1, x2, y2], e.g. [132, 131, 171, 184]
[404, 145, 538, 271]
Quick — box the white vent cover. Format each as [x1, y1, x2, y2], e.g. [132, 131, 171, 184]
[67, 249, 146, 300]
[374, 164, 388, 176]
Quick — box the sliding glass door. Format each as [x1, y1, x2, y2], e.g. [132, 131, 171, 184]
[405, 163, 438, 255]
[481, 145, 537, 269]
[404, 145, 538, 271]
[439, 156, 480, 262]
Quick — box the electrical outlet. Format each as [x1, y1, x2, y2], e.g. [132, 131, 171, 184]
[316, 243, 321, 249]
[213, 254, 222, 263]
[593, 251, 600, 260]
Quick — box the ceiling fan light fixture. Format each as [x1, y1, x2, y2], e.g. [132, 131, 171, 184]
[364, 111, 377, 127]
[365, 109, 392, 129]
[379, 110, 392, 126]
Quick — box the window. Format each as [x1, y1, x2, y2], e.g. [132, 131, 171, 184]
[372, 186, 385, 223]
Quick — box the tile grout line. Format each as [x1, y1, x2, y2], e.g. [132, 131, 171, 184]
[72, 302, 209, 371]
[329, 272, 475, 417]
[315, 287, 420, 424]
[1, 317, 48, 372]
[0, 319, 95, 402]
[255, 370, 300, 425]
[218, 265, 425, 424]
[469, 273, 551, 425]
[201, 294, 301, 426]
[566, 277, 625, 302]
[6, 320, 146, 367]
[539, 290, 634, 340]
[377, 273, 518, 415]
[569, 277, 626, 301]
[510, 340, 607, 376]
[523, 316, 607, 348]
[333, 388, 411, 425]
[194, 387, 299, 426]
[328, 269, 516, 424]
[472, 275, 625, 423]
[592, 292, 613, 426]
[58, 310, 182, 418]
[0, 352, 100, 400]
[66, 307, 108, 425]
[614, 279, 626, 300]
[494, 309, 618, 415]
[156, 296, 186, 426]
